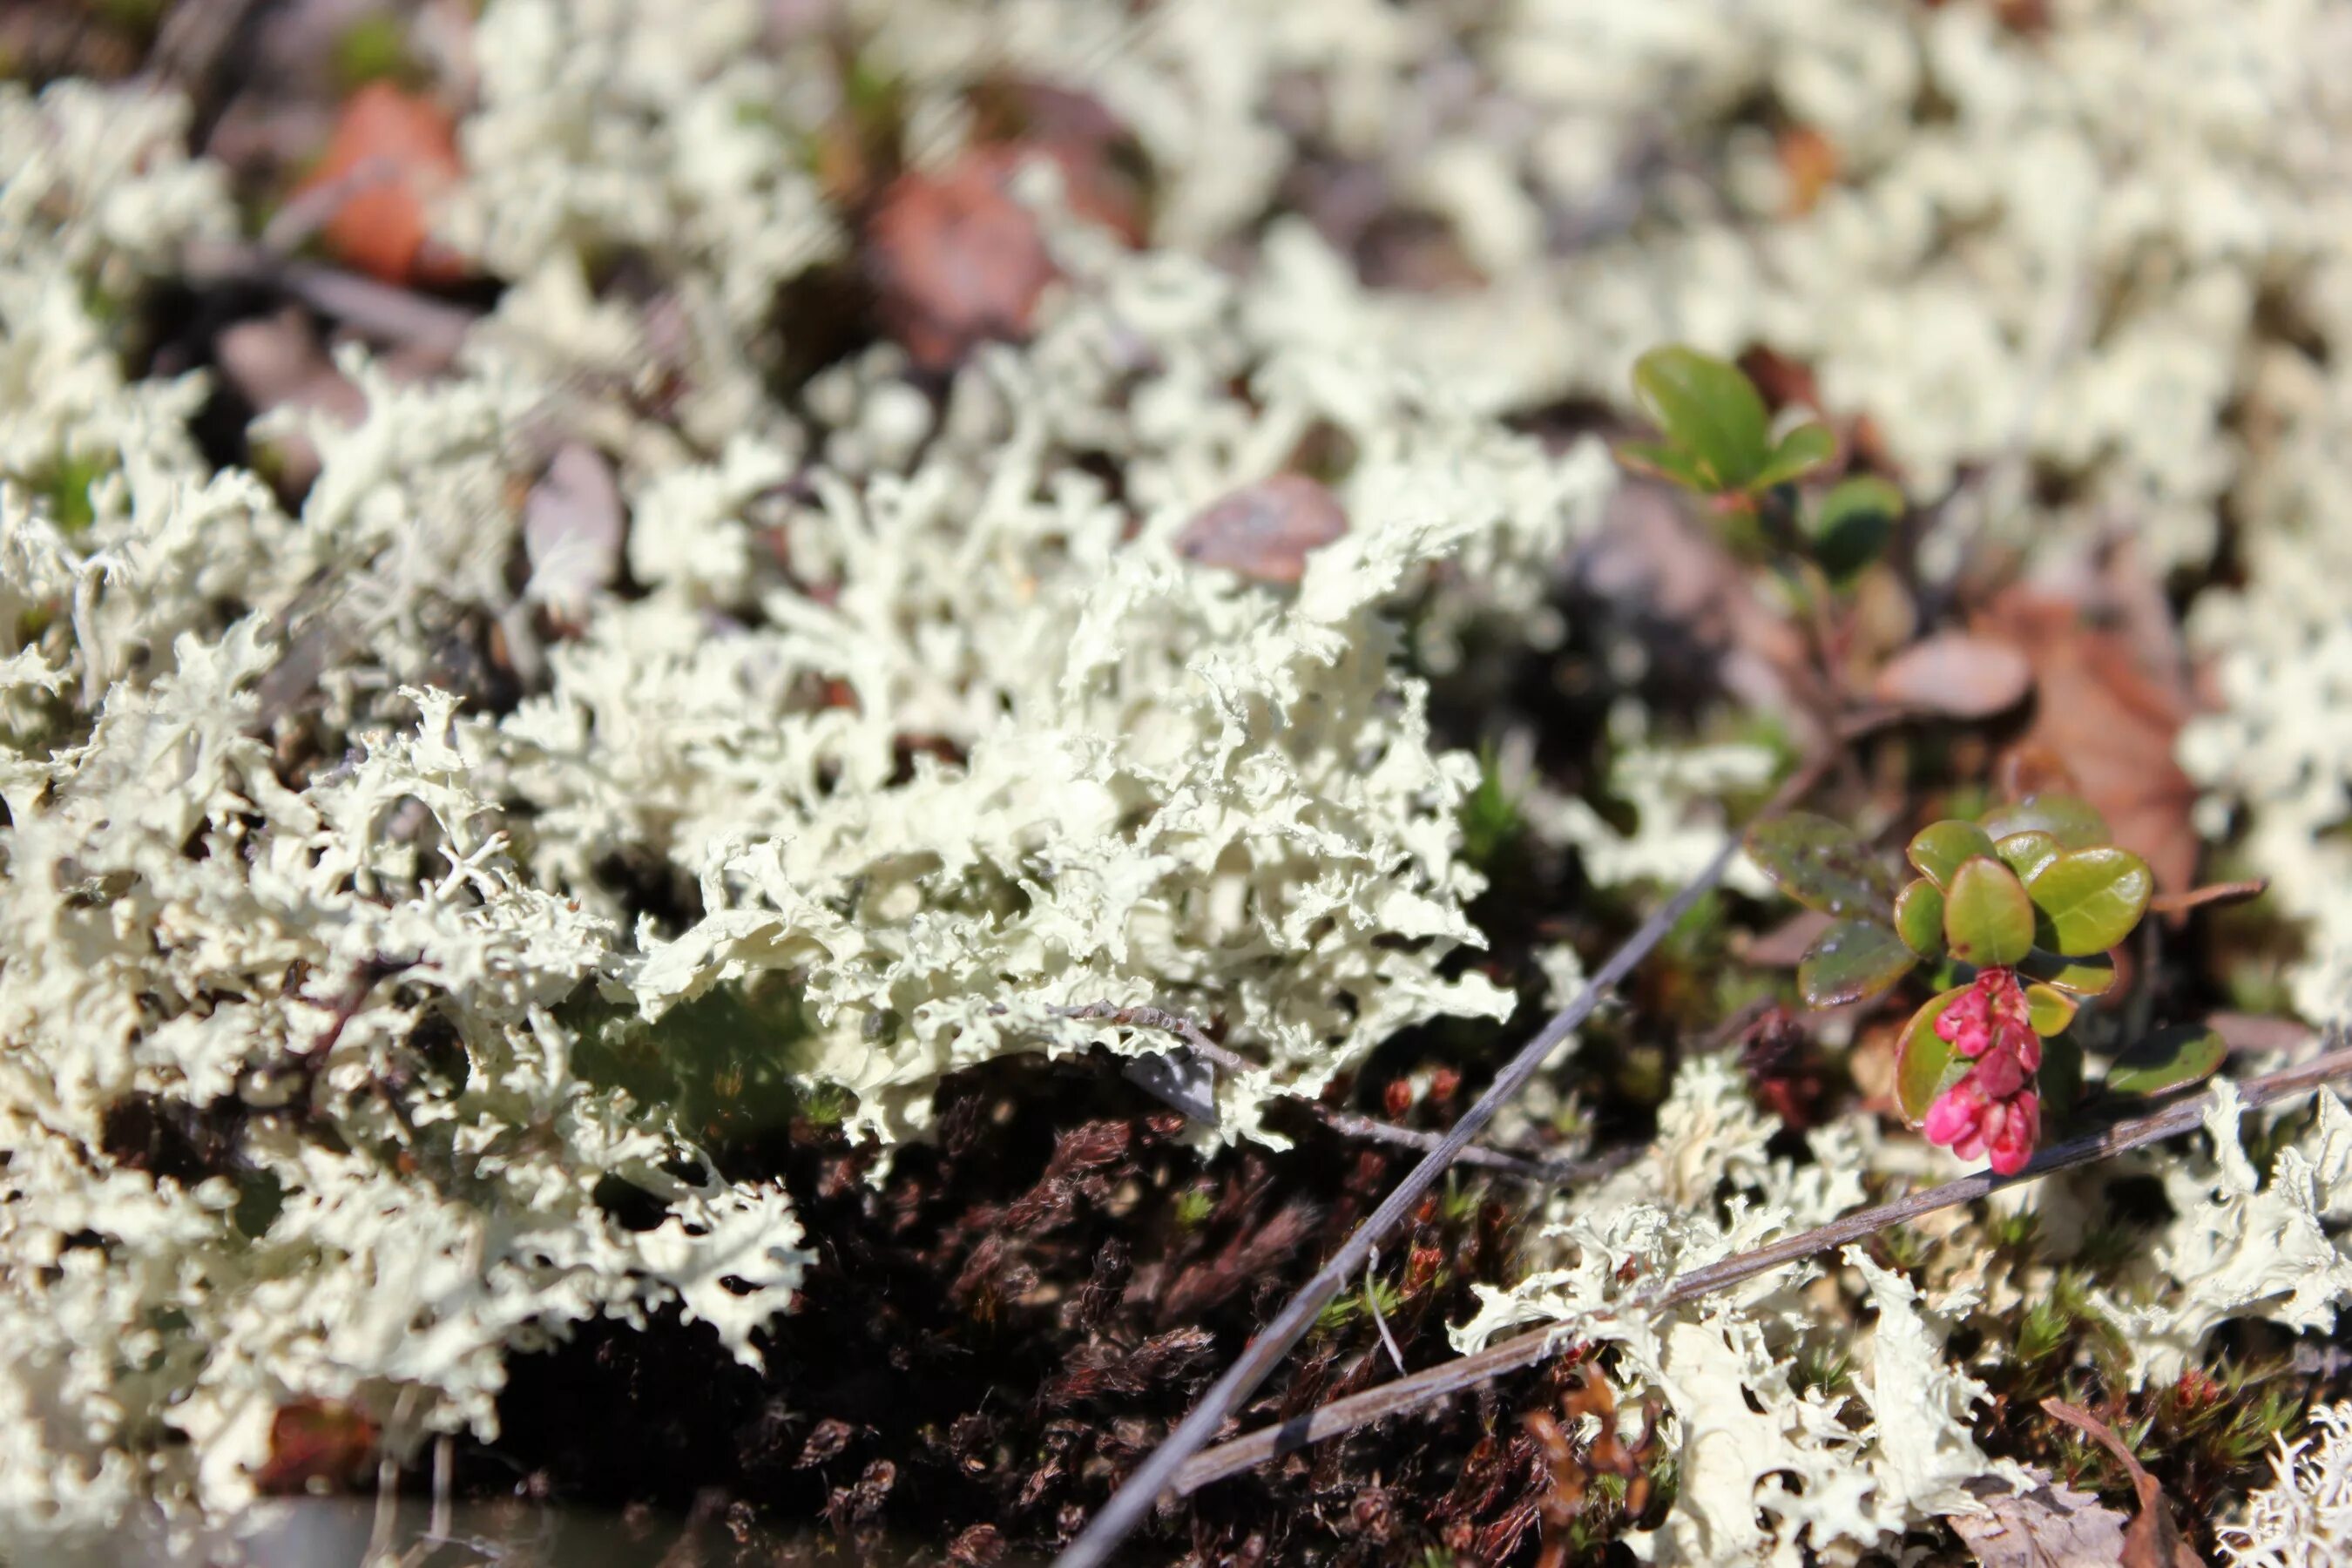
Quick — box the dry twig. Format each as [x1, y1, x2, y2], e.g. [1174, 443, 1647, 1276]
[1172, 1041, 2352, 1495]
[1052, 750, 1836, 1568]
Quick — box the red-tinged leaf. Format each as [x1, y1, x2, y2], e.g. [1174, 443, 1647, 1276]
[1872, 632, 2033, 719]
[1943, 855, 2035, 968]
[1907, 820, 1997, 889]
[2103, 1025, 2227, 1098]
[1896, 985, 1972, 1125]
[295, 82, 466, 287]
[1744, 813, 1898, 919]
[1797, 918, 1914, 1007]
[1175, 474, 1350, 585]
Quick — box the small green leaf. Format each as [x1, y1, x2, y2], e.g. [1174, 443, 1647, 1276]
[2024, 847, 2154, 957]
[1896, 986, 1973, 1125]
[2103, 1025, 2228, 1098]
[1993, 830, 2061, 884]
[1943, 856, 2035, 968]
[1811, 475, 1903, 582]
[1750, 422, 1836, 491]
[2018, 948, 2118, 997]
[1745, 813, 1899, 919]
[1631, 347, 1771, 493]
[1908, 821, 1997, 889]
[1980, 794, 2109, 849]
[2024, 983, 2078, 1037]
[1616, 439, 1715, 493]
[1894, 878, 1946, 958]
[1798, 919, 1916, 1007]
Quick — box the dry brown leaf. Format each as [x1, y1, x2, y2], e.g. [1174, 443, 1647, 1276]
[2039, 1399, 2203, 1568]
[1949, 1471, 2130, 1567]
[1981, 587, 2200, 894]
[867, 130, 1141, 374]
[1176, 474, 1350, 585]
[1873, 632, 2034, 719]
[294, 82, 466, 287]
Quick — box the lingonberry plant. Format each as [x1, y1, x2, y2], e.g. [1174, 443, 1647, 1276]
[1618, 344, 1901, 593]
[1747, 796, 2228, 1173]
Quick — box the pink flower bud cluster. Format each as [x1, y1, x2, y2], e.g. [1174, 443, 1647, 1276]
[1921, 967, 2041, 1175]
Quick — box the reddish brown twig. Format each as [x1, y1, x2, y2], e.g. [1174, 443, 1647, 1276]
[2147, 880, 2268, 917]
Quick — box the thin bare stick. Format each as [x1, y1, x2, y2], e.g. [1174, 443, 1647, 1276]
[1173, 1040, 2352, 1495]
[1311, 1108, 1636, 1186]
[1052, 751, 1835, 1568]
[1365, 1248, 1406, 1377]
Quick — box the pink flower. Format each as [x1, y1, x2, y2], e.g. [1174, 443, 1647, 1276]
[1923, 968, 2044, 1174]
[1986, 1091, 2040, 1176]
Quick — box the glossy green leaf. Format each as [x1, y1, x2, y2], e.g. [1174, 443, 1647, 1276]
[1810, 475, 1903, 582]
[1993, 830, 2061, 884]
[1980, 794, 2109, 849]
[1750, 422, 1836, 491]
[2024, 847, 2154, 957]
[1616, 439, 1715, 493]
[1798, 919, 1916, 1008]
[1631, 347, 1771, 493]
[1894, 877, 1946, 958]
[2017, 947, 2118, 997]
[2103, 1024, 2228, 1098]
[1896, 986, 1973, 1125]
[2024, 983, 2078, 1037]
[1943, 855, 2036, 968]
[1745, 813, 1899, 919]
[1908, 821, 1997, 889]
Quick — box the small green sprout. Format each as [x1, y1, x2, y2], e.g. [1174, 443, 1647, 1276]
[1618, 347, 1835, 507]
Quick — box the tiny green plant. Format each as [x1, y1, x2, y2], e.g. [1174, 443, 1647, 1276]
[1615, 345, 1908, 585]
[1747, 793, 2227, 1173]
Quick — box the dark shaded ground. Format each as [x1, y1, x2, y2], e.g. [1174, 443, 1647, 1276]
[460, 1052, 1590, 1567]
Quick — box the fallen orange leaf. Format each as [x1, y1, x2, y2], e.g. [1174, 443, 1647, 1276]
[295, 82, 465, 287]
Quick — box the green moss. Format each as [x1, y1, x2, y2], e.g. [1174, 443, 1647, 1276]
[17, 451, 112, 534]
[1458, 741, 1524, 872]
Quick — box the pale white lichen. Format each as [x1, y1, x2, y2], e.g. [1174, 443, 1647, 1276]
[2220, 1401, 2352, 1568]
[2091, 1081, 2352, 1385]
[1450, 1059, 2032, 1565]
